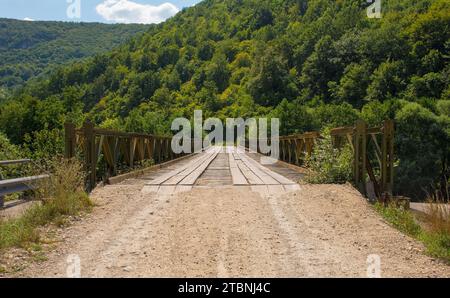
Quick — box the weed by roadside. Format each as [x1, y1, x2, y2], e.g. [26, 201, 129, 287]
[375, 202, 421, 237]
[0, 158, 92, 250]
[419, 195, 450, 261]
[375, 200, 449, 263]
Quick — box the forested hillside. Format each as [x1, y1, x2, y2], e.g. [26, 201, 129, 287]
[0, 0, 448, 199]
[0, 18, 148, 88]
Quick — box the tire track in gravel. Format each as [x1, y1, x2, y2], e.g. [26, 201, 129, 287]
[11, 182, 450, 278]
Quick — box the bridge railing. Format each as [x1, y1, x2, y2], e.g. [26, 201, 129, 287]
[330, 119, 394, 200]
[0, 159, 50, 208]
[255, 119, 394, 200]
[64, 121, 189, 191]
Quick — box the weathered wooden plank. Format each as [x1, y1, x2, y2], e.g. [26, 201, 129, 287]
[243, 154, 296, 185]
[236, 159, 263, 185]
[239, 154, 279, 185]
[179, 149, 220, 185]
[228, 154, 248, 185]
[147, 153, 207, 185]
[163, 151, 217, 185]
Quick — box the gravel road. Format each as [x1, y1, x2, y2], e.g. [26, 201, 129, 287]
[6, 179, 449, 278]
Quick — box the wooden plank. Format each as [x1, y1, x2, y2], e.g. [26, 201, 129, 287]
[236, 159, 263, 185]
[147, 152, 209, 185]
[163, 151, 217, 185]
[243, 154, 297, 185]
[239, 154, 279, 185]
[179, 150, 219, 185]
[228, 154, 248, 185]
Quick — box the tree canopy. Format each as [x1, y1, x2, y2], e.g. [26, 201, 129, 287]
[0, 0, 448, 199]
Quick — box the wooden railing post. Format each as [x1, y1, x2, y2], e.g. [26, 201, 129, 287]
[353, 120, 367, 195]
[112, 137, 119, 176]
[381, 120, 395, 195]
[83, 121, 96, 191]
[129, 137, 136, 167]
[64, 122, 76, 159]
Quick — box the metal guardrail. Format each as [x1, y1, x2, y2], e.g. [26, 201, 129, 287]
[0, 175, 50, 196]
[0, 159, 49, 208]
[0, 159, 31, 166]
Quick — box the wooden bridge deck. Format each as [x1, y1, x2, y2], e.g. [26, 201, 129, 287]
[140, 146, 304, 195]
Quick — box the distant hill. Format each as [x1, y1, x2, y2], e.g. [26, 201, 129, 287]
[0, 18, 149, 88]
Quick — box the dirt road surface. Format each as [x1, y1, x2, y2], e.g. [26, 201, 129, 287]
[8, 180, 449, 277]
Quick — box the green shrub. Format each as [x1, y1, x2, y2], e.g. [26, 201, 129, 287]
[0, 132, 25, 179]
[305, 130, 353, 184]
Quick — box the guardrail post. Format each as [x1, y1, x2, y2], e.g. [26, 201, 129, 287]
[83, 121, 96, 191]
[64, 122, 76, 159]
[381, 120, 394, 195]
[353, 120, 367, 195]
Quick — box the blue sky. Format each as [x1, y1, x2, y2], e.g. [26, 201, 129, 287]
[0, 0, 201, 23]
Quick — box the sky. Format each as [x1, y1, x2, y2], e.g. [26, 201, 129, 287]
[0, 0, 201, 24]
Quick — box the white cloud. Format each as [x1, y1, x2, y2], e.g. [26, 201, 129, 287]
[96, 0, 179, 24]
[23, 17, 34, 21]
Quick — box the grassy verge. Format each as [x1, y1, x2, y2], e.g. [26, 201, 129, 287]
[0, 159, 93, 250]
[375, 200, 450, 263]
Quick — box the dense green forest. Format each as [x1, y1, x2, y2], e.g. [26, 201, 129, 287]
[0, 0, 448, 200]
[0, 18, 148, 88]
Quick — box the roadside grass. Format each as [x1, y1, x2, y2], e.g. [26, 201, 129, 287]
[420, 196, 450, 261]
[375, 199, 450, 263]
[0, 159, 93, 250]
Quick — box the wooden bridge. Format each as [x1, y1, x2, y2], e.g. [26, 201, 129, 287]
[64, 119, 395, 200]
[10, 119, 449, 279]
[140, 146, 301, 196]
